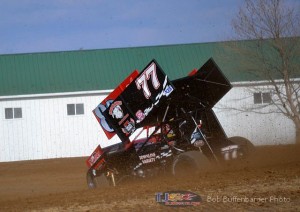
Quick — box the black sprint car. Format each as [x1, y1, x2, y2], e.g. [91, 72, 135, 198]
[86, 58, 254, 188]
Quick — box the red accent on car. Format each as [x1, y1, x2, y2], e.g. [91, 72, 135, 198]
[86, 145, 104, 168]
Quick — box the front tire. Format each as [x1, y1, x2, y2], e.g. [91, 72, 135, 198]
[172, 151, 211, 177]
[86, 169, 109, 189]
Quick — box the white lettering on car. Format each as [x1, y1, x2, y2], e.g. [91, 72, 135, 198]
[135, 62, 160, 99]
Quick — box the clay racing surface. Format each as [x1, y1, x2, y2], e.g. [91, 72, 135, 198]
[0, 145, 299, 211]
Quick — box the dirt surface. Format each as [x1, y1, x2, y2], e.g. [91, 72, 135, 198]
[0, 145, 300, 211]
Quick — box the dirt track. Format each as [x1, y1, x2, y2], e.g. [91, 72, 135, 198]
[0, 145, 300, 211]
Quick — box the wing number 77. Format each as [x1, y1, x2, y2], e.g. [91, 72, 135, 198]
[135, 62, 160, 99]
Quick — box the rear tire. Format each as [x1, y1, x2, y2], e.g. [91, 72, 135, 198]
[86, 169, 109, 189]
[172, 151, 211, 177]
[228, 136, 255, 157]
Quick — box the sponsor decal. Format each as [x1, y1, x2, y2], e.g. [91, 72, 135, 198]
[105, 100, 136, 137]
[135, 110, 145, 122]
[93, 70, 139, 140]
[94, 100, 115, 133]
[155, 191, 201, 207]
[139, 153, 156, 164]
[121, 118, 136, 135]
[109, 101, 124, 119]
[136, 76, 174, 123]
[163, 84, 174, 96]
[86, 145, 104, 168]
[118, 113, 129, 126]
[156, 149, 172, 159]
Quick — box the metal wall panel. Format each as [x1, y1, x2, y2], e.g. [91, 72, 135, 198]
[214, 86, 295, 145]
[0, 94, 121, 162]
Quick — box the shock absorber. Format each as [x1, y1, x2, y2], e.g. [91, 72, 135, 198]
[107, 169, 117, 186]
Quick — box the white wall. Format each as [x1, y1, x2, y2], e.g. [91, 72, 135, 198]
[0, 84, 296, 162]
[214, 85, 296, 146]
[0, 93, 121, 162]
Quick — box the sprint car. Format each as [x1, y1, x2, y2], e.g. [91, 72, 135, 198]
[86, 58, 254, 188]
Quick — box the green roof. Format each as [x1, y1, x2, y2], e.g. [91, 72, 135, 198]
[0, 40, 299, 96]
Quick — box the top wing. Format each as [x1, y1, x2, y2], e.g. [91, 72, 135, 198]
[171, 58, 232, 109]
[94, 59, 175, 143]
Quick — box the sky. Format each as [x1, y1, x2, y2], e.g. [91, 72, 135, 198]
[0, 0, 297, 55]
